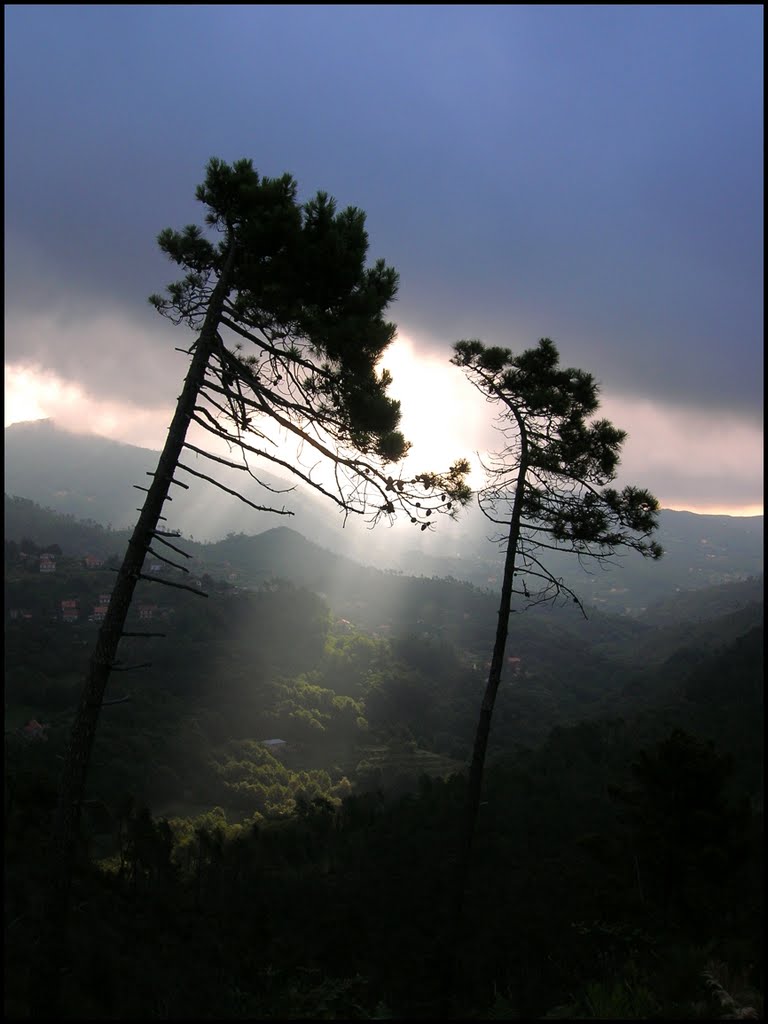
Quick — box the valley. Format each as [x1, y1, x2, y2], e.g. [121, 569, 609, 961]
[4, 488, 763, 1019]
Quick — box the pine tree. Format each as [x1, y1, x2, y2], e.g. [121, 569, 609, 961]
[444, 337, 662, 1014]
[32, 158, 470, 1018]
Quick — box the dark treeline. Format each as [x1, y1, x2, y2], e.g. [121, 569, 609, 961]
[4, 501, 764, 1019]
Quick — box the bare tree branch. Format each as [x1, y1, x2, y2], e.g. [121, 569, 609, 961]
[147, 472, 189, 490]
[175, 462, 294, 515]
[182, 440, 296, 494]
[145, 546, 190, 573]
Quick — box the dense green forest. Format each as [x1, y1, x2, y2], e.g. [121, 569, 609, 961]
[4, 498, 763, 1018]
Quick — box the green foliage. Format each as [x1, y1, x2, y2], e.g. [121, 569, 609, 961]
[5, 678, 762, 1020]
[205, 737, 341, 818]
[544, 964, 659, 1018]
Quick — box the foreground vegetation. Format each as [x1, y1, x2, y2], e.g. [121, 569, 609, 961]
[4, 507, 763, 1018]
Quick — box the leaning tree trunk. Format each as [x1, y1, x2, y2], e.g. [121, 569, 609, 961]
[30, 238, 236, 1019]
[441, 448, 529, 1017]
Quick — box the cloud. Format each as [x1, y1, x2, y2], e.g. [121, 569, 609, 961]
[4, 5, 762, 515]
[6, 6, 762, 422]
[384, 332, 763, 514]
[4, 364, 171, 450]
[599, 394, 763, 513]
[5, 347, 762, 517]
[381, 335, 489, 486]
[4, 299, 186, 411]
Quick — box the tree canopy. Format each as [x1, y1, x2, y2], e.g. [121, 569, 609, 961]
[452, 337, 661, 610]
[150, 157, 470, 521]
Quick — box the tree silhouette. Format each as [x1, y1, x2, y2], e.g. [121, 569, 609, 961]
[32, 158, 470, 1018]
[444, 337, 662, 1014]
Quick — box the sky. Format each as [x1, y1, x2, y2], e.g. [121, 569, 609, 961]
[4, 4, 764, 517]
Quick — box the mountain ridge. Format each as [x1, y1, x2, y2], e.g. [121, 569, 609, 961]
[5, 419, 763, 612]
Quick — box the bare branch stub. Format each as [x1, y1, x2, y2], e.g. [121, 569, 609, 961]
[145, 546, 190, 573]
[150, 534, 192, 559]
[136, 573, 208, 598]
[147, 471, 190, 490]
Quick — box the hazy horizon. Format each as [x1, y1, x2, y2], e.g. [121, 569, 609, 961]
[4, 415, 763, 522]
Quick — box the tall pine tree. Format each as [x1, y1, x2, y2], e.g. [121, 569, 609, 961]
[32, 158, 470, 1018]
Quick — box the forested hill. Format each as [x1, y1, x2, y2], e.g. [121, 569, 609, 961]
[5, 494, 763, 1018]
[5, 493, 762, 743]
[4, 483, 764, 618]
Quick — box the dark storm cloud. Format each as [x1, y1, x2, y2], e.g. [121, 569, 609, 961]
[5, 4, 763, 421]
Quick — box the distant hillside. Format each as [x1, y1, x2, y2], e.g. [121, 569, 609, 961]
[3, 418, 328, 539]
[6, 494, 761, 670]
[202, 526, 366, 590]
[5, 492, 763, 777]
[638, 575, 764, 627]
[5, 419, 763, 611]
[4, 494, 133, 559]
[5, 419, 163, 530]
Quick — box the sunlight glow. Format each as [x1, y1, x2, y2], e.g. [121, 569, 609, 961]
[380, 334, 488, 488]
[5, 365, 64, 426]
[4, 362, 170, 449]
